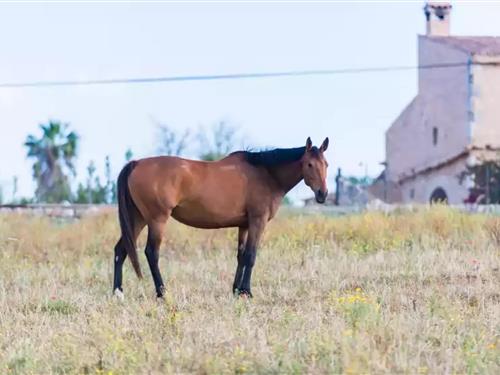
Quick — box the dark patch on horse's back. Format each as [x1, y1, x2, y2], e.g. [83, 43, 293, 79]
[240, 146, 306, 167]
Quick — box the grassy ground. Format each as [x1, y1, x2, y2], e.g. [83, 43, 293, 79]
[0, 207, 499, 374]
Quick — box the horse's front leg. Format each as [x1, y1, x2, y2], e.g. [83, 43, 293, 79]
[236, 216, 266, 298]
[233, 227, 248, 295]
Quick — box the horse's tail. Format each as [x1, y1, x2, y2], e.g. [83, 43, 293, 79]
[117, 160, 142, 278]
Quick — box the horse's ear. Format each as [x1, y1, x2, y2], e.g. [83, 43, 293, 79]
[306, 137, 313, 151]
[320, 137, 329, 152]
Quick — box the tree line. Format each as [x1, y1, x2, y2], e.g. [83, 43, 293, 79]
[4, 119, 240, 204]
[11, 119, 500, 206]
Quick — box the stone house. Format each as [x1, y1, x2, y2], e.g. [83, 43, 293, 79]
[381, 2, 500, 204]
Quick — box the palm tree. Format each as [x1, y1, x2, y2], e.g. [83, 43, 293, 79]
[24, 121, 79, 203]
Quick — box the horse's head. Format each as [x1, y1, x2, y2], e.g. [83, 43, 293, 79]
[302, 137, 329, 204]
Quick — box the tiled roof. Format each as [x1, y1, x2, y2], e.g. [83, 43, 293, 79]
[428, 36, 500, 55]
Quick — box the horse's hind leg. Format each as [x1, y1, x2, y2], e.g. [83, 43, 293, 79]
[113, 239, 127, 298]
[145, 218, 168, 298]
[113, 217, 145, 298]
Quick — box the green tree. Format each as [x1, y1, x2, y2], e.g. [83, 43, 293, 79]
[125, 148, 133, 162]
[24, 121, 78, 203]
[86, 161, 96, 203]
[105, 155, 116, 203]
[459, 158, 500, 204]
[75, 160, 108, 204]
[198, 121, 239, 161]
[282, 195, 293, 206]
[156, 124, 190, 156]
[12, 176, 18, 203]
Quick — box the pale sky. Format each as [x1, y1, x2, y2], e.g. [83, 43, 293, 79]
[2, 1, 500, 202]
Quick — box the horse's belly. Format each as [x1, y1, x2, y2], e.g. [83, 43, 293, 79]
[171, 201, 247, 229]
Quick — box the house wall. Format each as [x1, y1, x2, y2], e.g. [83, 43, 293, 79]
[417, 37, 470, 170]
[386, 97, 421, 181]
[398, 158, 470, 204]
[385, 36, 472, 203]
[470, 55, 500, 148]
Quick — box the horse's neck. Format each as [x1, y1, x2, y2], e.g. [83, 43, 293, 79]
[269, 161, 303, 195]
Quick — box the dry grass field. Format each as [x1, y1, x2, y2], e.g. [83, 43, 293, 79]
[0, 207, 499, 374]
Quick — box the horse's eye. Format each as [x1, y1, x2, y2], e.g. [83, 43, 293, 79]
[308, 163, 313, 168]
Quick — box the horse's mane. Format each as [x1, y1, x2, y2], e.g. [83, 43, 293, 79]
[236, 146, 314, 167]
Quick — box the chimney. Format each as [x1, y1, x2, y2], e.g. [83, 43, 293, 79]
[424, 2, 452, 36]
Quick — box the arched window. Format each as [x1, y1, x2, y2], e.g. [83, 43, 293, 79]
[430, 187, 448, 204]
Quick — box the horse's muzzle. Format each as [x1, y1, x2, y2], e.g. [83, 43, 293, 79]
[315, 189, 328, 204]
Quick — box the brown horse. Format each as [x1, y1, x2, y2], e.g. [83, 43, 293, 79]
[113, 137, 329, 298]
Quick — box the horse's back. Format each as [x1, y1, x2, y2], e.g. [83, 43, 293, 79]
[127, 154, 257, 228]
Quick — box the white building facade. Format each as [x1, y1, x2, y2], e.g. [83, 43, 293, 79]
[384, 2, 500, 204]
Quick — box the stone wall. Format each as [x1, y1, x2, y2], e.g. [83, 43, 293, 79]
[386, 36, 471, 185]
[470, 55, 500, 149]
[0, 204, 115, 219]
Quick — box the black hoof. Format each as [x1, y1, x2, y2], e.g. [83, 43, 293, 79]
[238, 289, 253, 298]
[156, 286, 166, 299]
